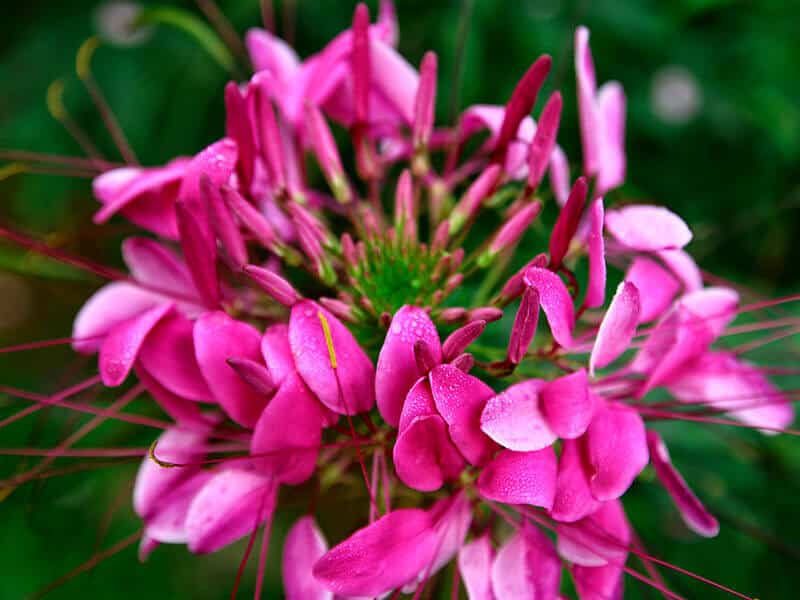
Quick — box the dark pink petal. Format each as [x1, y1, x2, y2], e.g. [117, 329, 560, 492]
[137, 312, 212, 401]
[351, 3, 371, 123]
[572, 563, 625, 600]
[575, 26, 598, 177]
[194, 311, 267, 427]
[177, 138, 238, 204]
[584, 197, 606, 309]
[185, 469, 276, 554]
[430, 364, 497, 466]
[625, 256, 680, 323]
[312, 509, 438, 597]
[175, 200, 219, 307]
[656, 248, 702, 291]
[135, 365, 206, 425]
[647, 431, 719, 537]
[204, 177, 247, 269]
[668, 351, 794, 432]
[585, 402, 648, 501]
[72, 282, 162, 353]
[251, 372, 325, 485]
[99, 303, 173, 386]
[398, 377, 438, 430]
[524, 267, 575, 348]
[480, 379, 556, 452]
[605, 204, 692, 251]
[458, 535, 496, 600]
[290, 300, 375, 415]
[261, 323, 296, 386]
[557, 499, 629, 567]
[478, 448, 557, 509]
[589, 281, 640, 375]
[224, 82, 256, 189]
[283, 516, 333, 600]
[491, 523, 561, 600]
[594, 82, 626, 195]
[550, 438, 600, 523]
[549, 177, 588, 269]
[394, 414, 465, 492]
[122, 237, 195, 298]
[376, 305, 441, 426]
[541, 369, 593, 439]
[527, 92, 563, 191]
[507, 287, 539, 365]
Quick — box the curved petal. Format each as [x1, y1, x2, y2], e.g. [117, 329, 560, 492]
[458, 535, 496, 600]
[246, 28, 300, 84]
[185, 469, 275, 554]
[480, 379, 556, 452]
[491, 523, 561, 600]
[550, 438, 600, 523]
[625, 256, 680, 323]
[394, 414, 465, 492]
[194, 311, 267, 427]
[376, 305, 441, 426]
[261, 323, 295, 385]
[290, 300, 375, 415]
[656, 248, 702, 291]
[589, 281, 640, 375]
[398, 377, 438, 431]
[541, 369, 593, 439]
[282, 516, 333, 600]
[478, 448, 557, 509]
[605, 204, 692, 251]
[523, 267, 575, 348]
[557, 499, 629, 568]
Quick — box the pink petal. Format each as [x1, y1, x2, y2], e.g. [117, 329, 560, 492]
[144, 471, 212, 544]
[72, 282, 162, 353]
[422, 492, 473, 580]
[550, 438, 600, 523]
[312, 509, 438, 597]
[137, 312, 212, 401]
[370, 39, 420, 125]
[679, 287, 739, 338]
[491, 523, 561, 600]
[595, 82, 626, 194]
[584, 197, 606, 309]
[585, 402, 649, 501]
[175, 200, 219, 307]
[194, 311, 267, 427]
[589, 281, 640, 374]
[261, 323, 296, 385]
[251, 372, 325, 485]
[99, 303, 173, 386]
[656, 248, 702, 291]
[398, 377, 438, 430]
[527, 91, 562, 191]
[121, 237, 195, 298]
[430, 364, 497, 466]
[557, 499, 630, 568]
[541, 369, 594, 439]
[376, 305, 441, 426]
[575, 26, 598, 177]
[506, 287, 539, 365]
[289, 300, 375, 415]
[524, 267, 575, 348]
[480, 379, 556, 452]
[394, 414, 465, 491]
[135, 365, 206, 425]
[177, 138, 238, 204]
[478, 448, 557, 509]
[625, 256, 680, 323]
[283, 516, 333, 600]
[572, 563, 625, 600]
[185, 468, 276, 554]
[605, 204, 692, 252]
[224, 83, 256, 190]
[647, 431, 719, 537]
[549, 146, 571, 206]
[245, 28, 300, 84]
[458, 535, 496, 600]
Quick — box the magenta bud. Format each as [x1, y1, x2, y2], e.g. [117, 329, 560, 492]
[549, 176, 588, 269]
[488, 200, 542, 256]
[351, 3, 371, 124]
[469, 307, 504, 323]
[222, 186, 278, 251]
[341, 233, 358, 268]
[305, 103, 351, 203]
[432, 220, 450, 253]
[527, 91, 563, 191]
[319, 297, 357, 323]
[252, 81, 286, 192]
[438, 307, 467, 324]
[499, 253, 548, 302]
[413, 51, 438, 150]
[507, 286, 540, 364]
[226, 357, 276, 396]
[492, 54, 552, 165]
[449, 164, 503, 234]
[413, 339, 439, 374]
[444, 273, 464, 295]
[394, 169, 416, 240]
[244, 264, 301, 307]
[451, 353, 474, 373]
[442, 320, 486, 362]
[200, 175, 247, 269]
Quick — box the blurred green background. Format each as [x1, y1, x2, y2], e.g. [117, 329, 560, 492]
[1, 0, 799, 598]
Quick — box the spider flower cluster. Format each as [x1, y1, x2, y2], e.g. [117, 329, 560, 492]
[43, 2, 794, 598]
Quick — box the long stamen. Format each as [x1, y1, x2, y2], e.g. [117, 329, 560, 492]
[46, 79, 105, 161]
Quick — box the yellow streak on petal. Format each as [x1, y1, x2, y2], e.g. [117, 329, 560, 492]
[317, 310, 338, 370]
[76, 36, 101, 80]
[148, 439, 179, 468]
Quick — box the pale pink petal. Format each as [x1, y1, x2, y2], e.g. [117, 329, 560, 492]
[312, 509, 438, 597]
[594, 82, 626, 194]
[370, 39, 419, 125]
[458, 535, 496, 600]
[376, 306, 441, 426]
[394, 415, 465, 492]
[480, 379, 556, 452]
[550, 438, 600, 523]
[605, 204, 692, 251]
[289, 300, 375, 415]
[585, 402, 649, 501]
[589, 281, 640, 374]
[491, 523, 561, 600]
[430, 364, 497, 466]
[625, 256, 680, 323]
[425, 492, 473, 577]
[261, 323, 295, 386]
[524, 267, 575, 348]
[558, 499, 629, 567]
[549, 146, 571, 206]
[679, 287, 739, 338]
[584, 197, 606, 309]
[251, 372, 325, 485]
[572, 563, 625, 600]
[185, 469, 276, 554]
[478, 448, 557, 509]
[283, 516, 333, 600]
[541, 369, 594, 439]
[194, 311, 267, 427]
[656, 248, 702, 291]
[99, 303, 173, 386]
[647, 431, 719, 537]
[575, 26, 598, 177]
